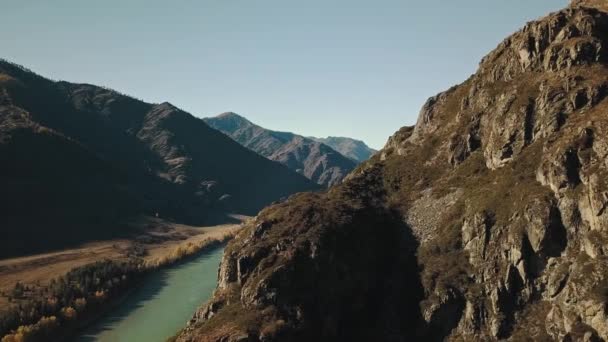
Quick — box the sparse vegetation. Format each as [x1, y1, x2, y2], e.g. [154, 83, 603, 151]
[146, 232, 235, 268]
[417, 199, 470, 295]
[0, 226, 239, 341]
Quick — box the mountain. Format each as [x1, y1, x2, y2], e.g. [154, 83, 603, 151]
[0, 60, 318, 258]
[204, 112, 358, 187]
[309, 136, 376, 162]
[178, 2, 608, 341]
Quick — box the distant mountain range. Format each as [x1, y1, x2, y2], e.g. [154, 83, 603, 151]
[0, 60, 318, 257]
[309, 136, 376, 163]
[204, 112, 374, 187]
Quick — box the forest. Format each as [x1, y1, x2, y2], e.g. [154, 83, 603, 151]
[0, 259, 144, 341]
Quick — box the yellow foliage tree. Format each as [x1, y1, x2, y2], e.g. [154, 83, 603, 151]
[60, 306, 77, 320]
[74, 297, 87, 311]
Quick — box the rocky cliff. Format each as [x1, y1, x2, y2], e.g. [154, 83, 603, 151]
[178, 1, 608, 341]
[204, 112, 358, 187]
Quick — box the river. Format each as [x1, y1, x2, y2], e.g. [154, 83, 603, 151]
[76, 247, 224, 342]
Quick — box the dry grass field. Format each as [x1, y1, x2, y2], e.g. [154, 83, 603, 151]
[0, 216, 245, 313]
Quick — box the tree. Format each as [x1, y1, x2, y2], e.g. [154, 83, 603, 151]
[60, 307, 76, 321]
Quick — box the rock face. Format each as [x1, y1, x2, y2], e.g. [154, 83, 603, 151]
[179, 171, 424, 342]
[0, 61, 318, 257]
[308, 136, 377, 163]
[178, 2, 608, 341]
[204, 113, 358, 187]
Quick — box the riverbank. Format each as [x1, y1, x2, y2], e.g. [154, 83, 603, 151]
[0, 217, 241, 303]
[76, 247, 226, 342]
[0, 217, 244, 341]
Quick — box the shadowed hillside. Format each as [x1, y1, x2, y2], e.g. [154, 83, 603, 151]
[0, 61, 318, 258]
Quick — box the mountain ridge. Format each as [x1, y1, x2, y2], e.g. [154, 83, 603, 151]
[308, 135, 376, 163]
[0, 59, 318, 257]
[204, 112, 358, 187]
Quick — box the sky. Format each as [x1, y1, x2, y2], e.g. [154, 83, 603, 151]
[1, 0, 567, 149]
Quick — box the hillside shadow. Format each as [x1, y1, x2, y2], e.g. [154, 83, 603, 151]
[389, 212, 426, 340]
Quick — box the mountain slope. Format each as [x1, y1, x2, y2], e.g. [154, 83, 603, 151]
[204, 112, 358, 187]
[0, 61, 318, 257]
[309, 136, 376, 162]
[178, 2, 608, 341]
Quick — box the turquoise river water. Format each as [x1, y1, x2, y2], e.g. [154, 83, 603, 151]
[76, 247, 224, 342]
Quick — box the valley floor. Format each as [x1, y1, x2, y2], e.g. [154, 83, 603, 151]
[0, 216, 244, 314]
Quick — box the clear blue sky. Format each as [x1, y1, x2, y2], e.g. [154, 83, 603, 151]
[2, 0, 567, 149]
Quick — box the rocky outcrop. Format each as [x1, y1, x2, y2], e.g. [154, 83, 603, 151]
[179, 2, 608, 341]
[204, 113, 359, 187]
[179, 171, 424, 341]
